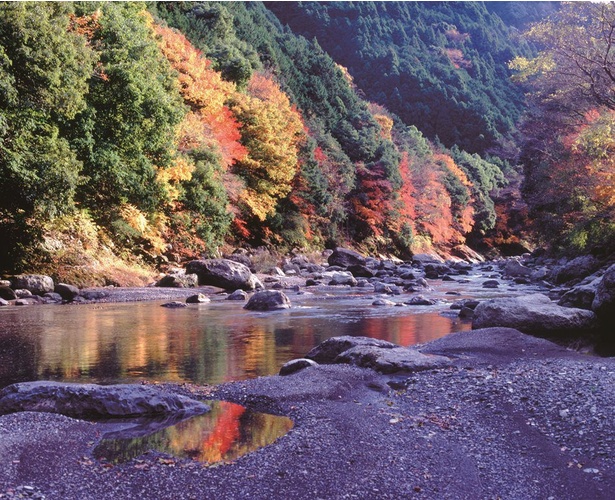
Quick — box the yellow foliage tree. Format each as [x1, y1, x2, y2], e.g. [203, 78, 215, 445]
[231, 73, 305, 221]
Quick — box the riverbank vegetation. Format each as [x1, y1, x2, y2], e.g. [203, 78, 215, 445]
[0, 1, 612, 285]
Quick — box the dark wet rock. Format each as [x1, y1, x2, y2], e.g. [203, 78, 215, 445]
[244, 290, 291, 311]
[306, 336, 397, 364]
[279, 358, 319, 376]
[186, 259, 263, 291]
[424, 263, 453, 278]
[0, 381, 209, 419]
[10, 274, 54, 295]
[404, 296, 437, 306]
[327, 248, 367, 268]
[399, 270, 416, 280]
[156, 273, 198, 288]
[0, 285, 16, 300]
[54, 283, 80, 301]
[347, 264, 374, 278]
[450, 299, 480, 311]
[482, 279, 500, 289]
[558, 277, 600, 310]
[305, 278, 321, 287]
[458, 306, 475, 319]
[372, 298, 395, 306]
[335, 346, 451, 374]
[553, 255, 602, 284]
[186, 293, 210, 304]
[441, 275, 456, 282]
[161, 301, 187, 308]
[472, 294, 598, 336]
[227, 289, 249, 301]
[513, 277, 531, 285]
[592, 264, 615, 327]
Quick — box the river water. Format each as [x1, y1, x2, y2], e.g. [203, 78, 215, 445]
[0, 272, 544, 389]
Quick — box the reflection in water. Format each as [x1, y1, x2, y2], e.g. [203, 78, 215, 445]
[93, 400, 293, 464]
[0, 293, 473, 388]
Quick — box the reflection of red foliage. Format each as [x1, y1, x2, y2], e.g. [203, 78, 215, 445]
[202, 402, 246, 460]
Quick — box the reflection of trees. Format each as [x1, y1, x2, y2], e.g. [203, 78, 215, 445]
[0, 326, 40, 387]
[94, 401, 293, 464]
[5, 299, 472, 388]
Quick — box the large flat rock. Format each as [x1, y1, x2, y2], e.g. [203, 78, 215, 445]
[0, 382, 209, 419]
[472, 294, 598, 336]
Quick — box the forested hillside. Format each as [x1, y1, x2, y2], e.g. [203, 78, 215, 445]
[4, 1, 609, 286]
[266, 1, 531, 154]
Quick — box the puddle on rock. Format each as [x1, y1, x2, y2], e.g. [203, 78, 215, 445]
[93, 400, 293, 464]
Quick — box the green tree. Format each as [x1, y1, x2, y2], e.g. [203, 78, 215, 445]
[70, 2, 185, 217]
[0, 2, 95, 271]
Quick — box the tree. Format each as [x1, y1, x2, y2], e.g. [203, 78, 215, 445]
[70, 3, 185, 216]
[230, 73, 304, 225]
[513, 2, 615, 254]
[510, 2, 615, 114]
[0, 2, 95, 270]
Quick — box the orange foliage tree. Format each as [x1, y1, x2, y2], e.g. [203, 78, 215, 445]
[153, 20, 246, 171]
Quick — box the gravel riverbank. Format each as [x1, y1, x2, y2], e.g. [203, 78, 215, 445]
[1, 328, 613, 499]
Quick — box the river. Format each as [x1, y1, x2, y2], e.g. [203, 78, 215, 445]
[0, 269, 546, 389]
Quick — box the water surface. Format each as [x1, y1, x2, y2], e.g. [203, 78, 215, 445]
[0, 273, 542, 389]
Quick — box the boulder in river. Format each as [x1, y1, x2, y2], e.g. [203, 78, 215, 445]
[472, 294, 598, 337]
[156, 273, 198, 288]
[244, 290, 291, 311]
[10, 274, 54, 295]
[327, 271, 358, 286]
[227, 289, 249, 301]
[558, 277, 600, 310]
[404, 296, 437, 306]
[553, 255, 602, 285]
[327, 248, 367, 269]
[0, 285, 16, 301]
[54, 283, 79, 302]
[186, 259, 263, 291]
[186, 293, 210, 304]
[0, 381, 209, 419]
[504, 260, 533, 278]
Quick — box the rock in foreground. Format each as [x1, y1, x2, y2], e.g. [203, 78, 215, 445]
[0, 382, 209, 419]
[305, 335, 451, 374]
